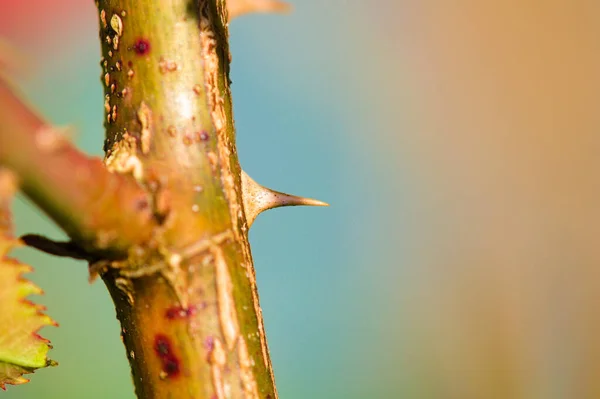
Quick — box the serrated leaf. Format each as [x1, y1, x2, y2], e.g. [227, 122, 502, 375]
[0, 170, 56, 389]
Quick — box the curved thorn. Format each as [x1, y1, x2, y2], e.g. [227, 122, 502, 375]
[227, 0, 292, 21]
[241, 171, 329, 228]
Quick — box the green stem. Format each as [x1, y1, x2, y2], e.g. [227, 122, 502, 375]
[96, 0, 277, 397]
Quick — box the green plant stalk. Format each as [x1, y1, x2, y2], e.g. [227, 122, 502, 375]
[96, 0, 277, 397]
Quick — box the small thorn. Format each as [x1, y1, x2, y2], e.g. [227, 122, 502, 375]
[227, 0, 292, 20]
[241, 171, 328, 227]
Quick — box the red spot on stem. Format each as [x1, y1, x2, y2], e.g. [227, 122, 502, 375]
[154, 334, 180, 377]
[133, 38, 151, 55]
[165, 305, 197, 320]
[135, 198, 149, 210]
[204, 336, 214, 352]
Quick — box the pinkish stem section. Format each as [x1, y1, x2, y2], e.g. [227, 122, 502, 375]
[0, 79, 156, 256]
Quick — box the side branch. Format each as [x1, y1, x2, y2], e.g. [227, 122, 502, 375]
[0, 79, 156, 256]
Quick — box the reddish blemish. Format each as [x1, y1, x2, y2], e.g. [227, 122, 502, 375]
[204, 336, 214, 351]
[135, 198, 149, 210]
[133, 38, 151, 55]
[165, 305, 197, 320]
[199, 131, 209, 141]
[154, 334, 180, 377]
[127, 60, 133, 67]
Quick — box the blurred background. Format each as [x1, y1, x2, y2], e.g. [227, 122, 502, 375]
[2, 0, 600, 398]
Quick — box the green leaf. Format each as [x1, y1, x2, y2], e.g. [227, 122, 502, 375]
[0, 170, 56, 389]
[0, 238, 57, 389]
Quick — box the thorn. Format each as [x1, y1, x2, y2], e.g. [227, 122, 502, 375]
[241, 171, 328, 228]
[227, 0, 292, 20]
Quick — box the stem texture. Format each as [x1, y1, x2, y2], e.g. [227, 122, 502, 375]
[96, 0, 277, 397]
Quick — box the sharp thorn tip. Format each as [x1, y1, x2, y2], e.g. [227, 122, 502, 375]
[241, 171, 328, 227]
